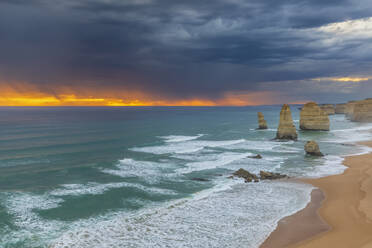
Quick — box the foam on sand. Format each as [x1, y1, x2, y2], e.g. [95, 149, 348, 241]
[305, 155, 347, 178]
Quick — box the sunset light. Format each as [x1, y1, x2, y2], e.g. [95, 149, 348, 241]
[1, 0, 372, 247]
[313, 77, 371, 83]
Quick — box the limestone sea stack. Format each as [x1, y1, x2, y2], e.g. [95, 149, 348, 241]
[351, 98, 372, 122]
[320, 104, 335, 115]
[257, 112, 268, 129]
[335, 103, 347, 114]
[304, 140, 323, 156]
[300, 102, 330, 131]
[276, 104, 297, 140]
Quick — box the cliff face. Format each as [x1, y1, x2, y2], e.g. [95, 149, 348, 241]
[320, 104, 335, 115]
[335, 103, 347, 114]
[300, 102, 330, 131]
[351, 99, 372, 122]
[345, 101, 357, 119]
[276, 104, 297, 140]
[257, 112, 268, 129]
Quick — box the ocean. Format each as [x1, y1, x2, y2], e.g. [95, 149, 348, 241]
[1, 106, 372, 248]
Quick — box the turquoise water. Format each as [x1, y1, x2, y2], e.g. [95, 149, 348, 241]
[1, 106, 372, 248]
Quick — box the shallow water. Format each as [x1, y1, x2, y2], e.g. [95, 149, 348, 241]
[0, 106, 371, 247]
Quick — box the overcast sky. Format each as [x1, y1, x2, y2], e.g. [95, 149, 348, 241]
[1, 0, 372, 105]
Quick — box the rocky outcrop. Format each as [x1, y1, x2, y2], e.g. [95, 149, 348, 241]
[276, 104, 297, 140]
[257, 112, 268, 129]
[304, 141, 323, 156]
[345, 101, 357, 119]
[335, 103, 347, 114]
[231, 169, 288, 182]
[300, 102, 330, 131]
[233, 168, 259, 182]
[351, 99, 372, 122]
[320, 104, 335, 115]
[249, 154, 262, 159]
[259, 171, 287, 180]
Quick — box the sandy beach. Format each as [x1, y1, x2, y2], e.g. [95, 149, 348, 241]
[261, 141, 372, 248]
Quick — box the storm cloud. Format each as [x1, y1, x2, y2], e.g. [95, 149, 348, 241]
[1, 0, 372, 103]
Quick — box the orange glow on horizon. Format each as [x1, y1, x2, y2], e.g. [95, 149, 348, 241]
[0, 82, 286, 106]
[0, 94, 220, 107]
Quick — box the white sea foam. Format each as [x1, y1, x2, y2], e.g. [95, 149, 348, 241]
[223, 139, 296, 153]
[249, 128, 276, 131]
[1, 192, 65, 247]
[172, 149, 287, 175]
[305, 143, 372, 178]
[176, 152, 253, 174]
[50, 182, 178, 197]
[284, 143, 372, 179]
[305, 155, 347, 178]
[130, 139, 246, 154]
[1, 181, 178, 247]
[347, 144, 372, 156]
[100, 158, 177, 184]
[50, 183, 123, 196]
[323, 124, 372, 143]
[49, 181, 313, 248]
[159, 134, 204, 143]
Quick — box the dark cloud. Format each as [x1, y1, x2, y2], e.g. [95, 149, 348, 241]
[0, 0, 372, 102]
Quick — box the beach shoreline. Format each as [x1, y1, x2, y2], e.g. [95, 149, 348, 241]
[261, 141, 372, 248]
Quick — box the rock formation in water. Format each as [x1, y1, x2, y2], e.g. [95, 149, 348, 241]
[320, 104, 335, 115]
[276, 104, 297, 140]
[257, 112, 268, 129]
[232, 168, 288, 182]
[335, 103, 347, 114]
[300, 102, 330, 131]
[351, 98, 372, 122]
[249, 154, 262, 159]
[233, 168, 259, 182]
[259, 171, 287, 180]
[345, 101, 357, 119]
[304, 140, 323, 156]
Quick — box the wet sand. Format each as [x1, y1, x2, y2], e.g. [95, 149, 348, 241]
[261, 141, 372, 248]
[260, 189, 329, 248]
